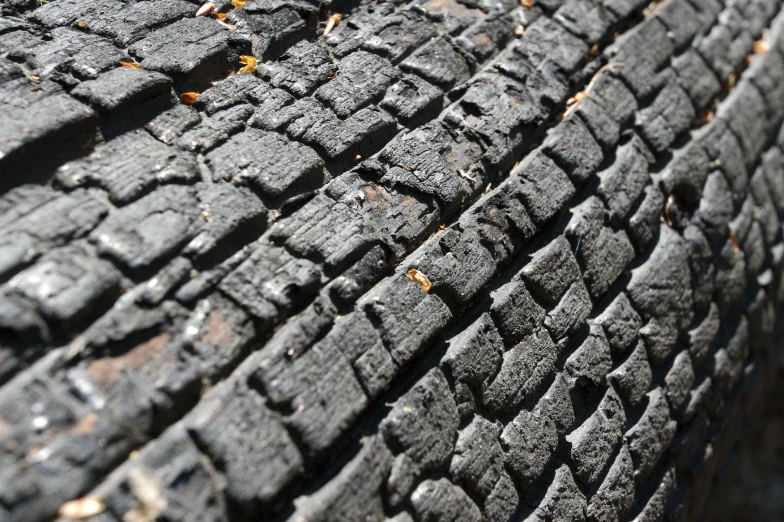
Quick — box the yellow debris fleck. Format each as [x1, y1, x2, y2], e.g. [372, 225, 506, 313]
[695, 109, 713, 126]
[407, 269, 432, 293]
[754, 31, 770, 54]
[238, 55, 258, 74]
[58, 497, 105, 520]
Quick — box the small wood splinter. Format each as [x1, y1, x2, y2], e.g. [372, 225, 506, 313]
[120, 61, 142, 69]
[729, 229, 741, 253]
[564, 62, 624, 117]
[58, 497, 105, 520]
[664, 194, 675, 227]
[457, 168, 477, 184]
[324, 13, 342, 35]
[407, 268, 432, 293]
[196, 1, 215, 16]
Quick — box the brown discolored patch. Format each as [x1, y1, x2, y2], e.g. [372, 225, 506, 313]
[363, 183, 387, 204]
[471, 32, 493, 48]
[398, 194, 424, 217]
[26, 443, 44, 459]
[202, 310, 234, 346]
[85, 332, 171, 383]
[443, 136, 482, 174]
[422, 0, 484, 24]
[0, 418, 10, 438]
[123, 332, 171, 370]
[85, 358, 121, 383]
[71, 412, 99, 436]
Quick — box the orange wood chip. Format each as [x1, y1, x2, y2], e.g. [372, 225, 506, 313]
[179, 92, 199, 104]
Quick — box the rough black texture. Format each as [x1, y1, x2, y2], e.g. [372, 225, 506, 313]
[1, 0, 784, 521]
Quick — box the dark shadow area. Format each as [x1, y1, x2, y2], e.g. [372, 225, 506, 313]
[707, 356, 784, 522]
